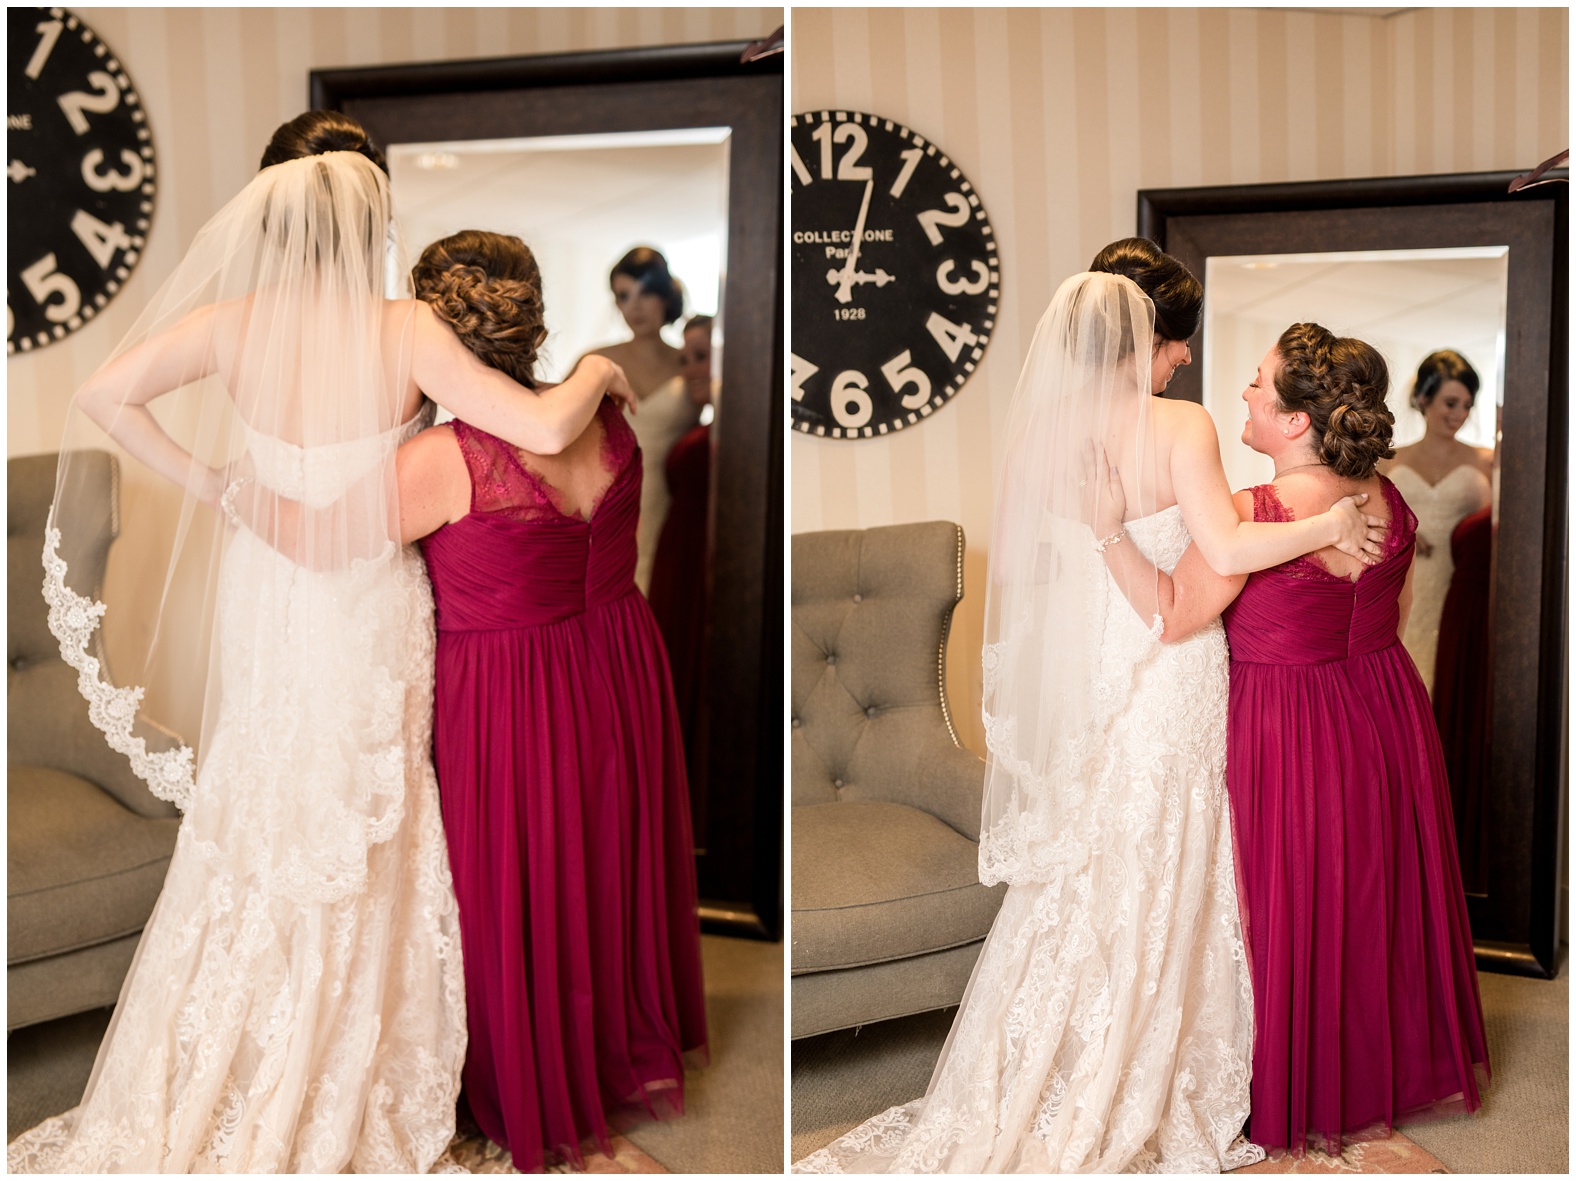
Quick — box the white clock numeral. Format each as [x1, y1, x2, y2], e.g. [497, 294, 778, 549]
[26, 19, 64, 81]
[889, 147, 923, 199]
[810, 121, 873, 182]
[830, 370, 873, 429]
[925, 312, 980, 363]
[790, 144, 813, 187]
[58, 71, 122, 136]
[881, 350, 933, 410]
[72, 209, 135, 269]
[82, 148, 146, 193]
[21, 254, 82, 323]
[917, 192, 971, 246]
[790, 352, 820, 403]
[936, 259, 990, 296]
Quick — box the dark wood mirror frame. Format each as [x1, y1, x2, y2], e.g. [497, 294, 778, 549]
[1138, 172, 1567, 978]
[312, 41, 784, 940]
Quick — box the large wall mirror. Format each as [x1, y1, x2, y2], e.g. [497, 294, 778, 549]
[314, 42, 784, 938]
[1141, 173, 1567, 977]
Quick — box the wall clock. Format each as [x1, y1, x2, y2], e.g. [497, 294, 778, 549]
[8, 6, 156, 355]
[790, 109, 999, 439]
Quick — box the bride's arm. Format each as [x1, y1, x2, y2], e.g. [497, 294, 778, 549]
[1169, 401, 1381, 576]
[74, 305, 227, 506]
[409, 303, 633, 456]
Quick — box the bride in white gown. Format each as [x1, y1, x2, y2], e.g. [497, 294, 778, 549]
[795, 248, 1383, 1174]
[581, 246, 702, 592]
[1379, 350, 1492, 695]
[9, 113, 629, 1173]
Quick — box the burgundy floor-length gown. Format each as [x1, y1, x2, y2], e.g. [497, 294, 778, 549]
[646, 423, 710, 835]
[1222, 477, 1488, 1155]
[419, 402, 708, 1171]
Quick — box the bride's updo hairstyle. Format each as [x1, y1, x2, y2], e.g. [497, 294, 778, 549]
[1410, 348, 1480, 411]
[1089, 237, 1202, 343]
[1274, 322, 1395, 479]
[412, 230, 547, 389]
[610, 246, 685, 325]
[259, 110, 389, 174]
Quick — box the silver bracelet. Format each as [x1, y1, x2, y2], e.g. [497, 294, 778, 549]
[1093, 527, 1127, 554]
[219, 476, 252, 529]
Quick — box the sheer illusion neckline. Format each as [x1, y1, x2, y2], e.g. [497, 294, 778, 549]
[459, 409, 634, 526]
[1257, 477, 1409, 584]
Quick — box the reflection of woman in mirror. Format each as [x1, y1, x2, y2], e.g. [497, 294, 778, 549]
[1095, 323, 1489, 1157]
[582, 246, 705, 592]
[1378, 351, 1493, 695]
[398, 231, 708, 1171]
[11, 112, 633, 1173]
[649, 314, 716, 820]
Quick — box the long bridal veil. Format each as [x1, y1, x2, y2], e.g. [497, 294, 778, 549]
[977, 271, 1161, 887]
[45, 150, 419, 897]
[796, 271, 1257, 1174]
[21, 150, 465, 1171]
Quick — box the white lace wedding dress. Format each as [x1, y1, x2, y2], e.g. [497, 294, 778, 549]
[11, 409, 468, 1173]
[796, 506, 1262, 1174]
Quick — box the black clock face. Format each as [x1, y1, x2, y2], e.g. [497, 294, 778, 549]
[8, 7, 156, 355]
[791, 110, 999, 439]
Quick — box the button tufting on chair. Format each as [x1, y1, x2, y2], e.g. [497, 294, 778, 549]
[790, 520, 1006, 1040]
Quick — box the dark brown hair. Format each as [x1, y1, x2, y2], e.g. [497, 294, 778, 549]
[1089, 237, 1203, 343]
[1273, 322, 1395, 479]
[260, 110, 388, 175]
[683, 314, 713, 336]
[1411, 349, 1481, 411]
[412, 231, 546, 389]
[610, 246, 684, 325]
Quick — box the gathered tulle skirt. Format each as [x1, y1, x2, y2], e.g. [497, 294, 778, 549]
[432, 589, 708, 1171]
[1227, 644, 1489, 1154]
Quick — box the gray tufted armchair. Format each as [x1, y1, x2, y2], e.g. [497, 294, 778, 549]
[791, 520, 1006, 1039]
[8, 451, 183, 1031]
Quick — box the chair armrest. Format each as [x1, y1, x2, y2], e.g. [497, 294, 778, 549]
[909, 727, 987, 841]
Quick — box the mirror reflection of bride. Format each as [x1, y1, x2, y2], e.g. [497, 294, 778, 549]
[1378, 351, 1493, 696]
[582, 246, 704, 592]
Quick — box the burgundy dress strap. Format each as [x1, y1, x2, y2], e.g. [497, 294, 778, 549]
[448, 419, 532, 516]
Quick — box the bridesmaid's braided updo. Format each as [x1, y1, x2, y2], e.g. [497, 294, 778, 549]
[412, 231, 547, 389]
[1273, 322, 1395, 479]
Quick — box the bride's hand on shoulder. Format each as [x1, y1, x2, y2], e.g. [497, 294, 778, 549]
[1083, 445, 1126, 538]
[1328, 493, 1386, 564]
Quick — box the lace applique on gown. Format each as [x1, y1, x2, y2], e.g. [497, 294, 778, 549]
[9, 406, 468, 1174]
[796, 506, 1261, 1174]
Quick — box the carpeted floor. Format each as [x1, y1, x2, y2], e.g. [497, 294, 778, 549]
[9, 933, 784, 1174]
[791, 966, 1567, 1173]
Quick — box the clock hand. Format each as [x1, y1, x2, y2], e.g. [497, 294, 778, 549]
[831, 179, 874, 305]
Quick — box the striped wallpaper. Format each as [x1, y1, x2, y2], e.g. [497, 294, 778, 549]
[8, 5, 783, 457]
[789, 6, 1569, 753]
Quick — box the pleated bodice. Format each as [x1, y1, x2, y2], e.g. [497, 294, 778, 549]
[421, 401, 640, 630]
[1223, 477, 1415, 665]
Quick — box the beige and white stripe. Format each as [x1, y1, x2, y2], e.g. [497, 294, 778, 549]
[790, 6, 1567, 752]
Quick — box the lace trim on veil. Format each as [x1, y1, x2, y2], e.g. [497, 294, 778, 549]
[41, 525, 196, 810]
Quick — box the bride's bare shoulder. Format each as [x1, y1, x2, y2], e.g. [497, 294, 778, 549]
[1151, 397, 1215, 445]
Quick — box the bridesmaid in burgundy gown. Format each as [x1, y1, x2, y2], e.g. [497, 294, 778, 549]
[397, 231, 708, 1170]
[1098, 323, 1487, 1155]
